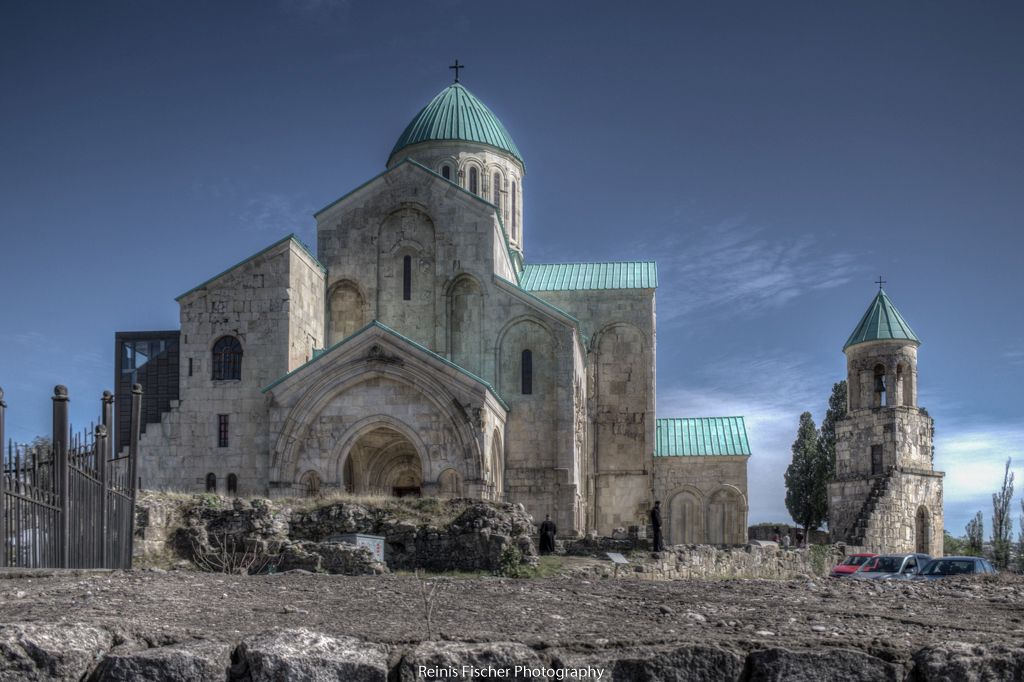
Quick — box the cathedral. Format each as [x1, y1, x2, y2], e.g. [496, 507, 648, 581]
[119, 76, 751, 540]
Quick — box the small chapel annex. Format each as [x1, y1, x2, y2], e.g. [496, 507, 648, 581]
[117, 76, 751, 540]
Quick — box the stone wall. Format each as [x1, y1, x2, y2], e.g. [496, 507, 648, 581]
[534, 288, 656, 535]
[135, 238, 325, 496]
[567, 544, 839, 581]
[653, 455, 749, 545]
[135, 493, 538, 574]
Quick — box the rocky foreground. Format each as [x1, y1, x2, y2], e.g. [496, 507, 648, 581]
[0, 569, 1022, 681]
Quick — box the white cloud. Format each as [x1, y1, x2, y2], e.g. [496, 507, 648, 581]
[935, 427, 1023, 504]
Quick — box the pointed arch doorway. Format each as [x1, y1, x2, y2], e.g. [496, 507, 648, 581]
[343, 425, 424, 497]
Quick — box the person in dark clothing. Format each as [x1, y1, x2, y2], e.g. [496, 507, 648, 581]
[539, 515, 557, 555]
[650, 501, 663, 552]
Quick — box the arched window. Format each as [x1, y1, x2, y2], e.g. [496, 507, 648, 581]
[469, 167, 478, 194]
[521, 349, 533, 395]
[205, 472, 217, 492]
[511, 181, 518, 240]
[873, 364, 886, 407]
[493, 173, 501, 215]
[212, 336, 242, 380]
[441, 165, 451, 180]
[402, 255, 412, 301]
[227, 473, 238, 494]
[301, 470, 321, 498]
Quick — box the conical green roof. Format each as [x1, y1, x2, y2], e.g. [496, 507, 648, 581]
[843, 289, 920, 350]
[391, 83, 523, 163]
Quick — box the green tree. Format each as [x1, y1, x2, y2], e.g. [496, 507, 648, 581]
[1019, 499, 1024, 572]
[965, 511, 984, 556]
[943, 531, 970, 556]
[991, 457, 1015, 569]
[785, 412, 828, 536]
[816, 381, 847, 524]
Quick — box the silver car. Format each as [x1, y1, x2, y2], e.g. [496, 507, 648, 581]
[852, 553, 931, 580]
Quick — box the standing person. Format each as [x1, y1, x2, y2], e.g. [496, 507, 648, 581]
[795, 530, 805, 548]
[539, 514, 557, 555]
[650, 501, 664, 552]
[782, 532, 792, 549]
[771, 527, 780, 544]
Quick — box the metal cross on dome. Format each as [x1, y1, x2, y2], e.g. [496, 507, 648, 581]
[876, 276, 887, 290]
[449, 60, 464, 83]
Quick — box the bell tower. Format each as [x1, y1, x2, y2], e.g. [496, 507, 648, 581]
[828, 285, 944, 556]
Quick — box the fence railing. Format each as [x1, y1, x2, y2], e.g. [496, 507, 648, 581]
[0, 384, 141, 569]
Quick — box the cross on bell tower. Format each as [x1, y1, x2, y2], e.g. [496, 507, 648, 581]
[449, 60, 464, 83]
[875, 276, 887, 290]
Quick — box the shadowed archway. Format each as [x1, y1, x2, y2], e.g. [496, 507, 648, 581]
[342, 425, 424, 497]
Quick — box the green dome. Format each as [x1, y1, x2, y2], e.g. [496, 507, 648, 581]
[843, 289, 920, 350]
[391, 83, 523, 163]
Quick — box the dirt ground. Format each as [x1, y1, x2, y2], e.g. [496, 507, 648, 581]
[1, 561, 1022, 659]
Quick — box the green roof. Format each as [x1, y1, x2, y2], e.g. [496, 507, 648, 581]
[843, 289, 920, 350]
[655, 417, 751, 457]
[262, 320, 509, 411]
[175, 234, 324, 301]
[391, 83, 523, 164]
[519, 262, 657, 291]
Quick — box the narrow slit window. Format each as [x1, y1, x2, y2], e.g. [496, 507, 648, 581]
[469, 167, 478, 194]
[218, 414, 229, 448]
[521, 349, 533, 395]
[493, 173, 501, 215]
[511, 181, 518, 240]
[441, 165, 451, 180]
[402, 255, 412, 301]
[188, 357, 193, 377]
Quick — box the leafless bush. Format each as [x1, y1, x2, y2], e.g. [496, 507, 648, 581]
[190, 531, 278, 575]
[415, 568, 443, 639]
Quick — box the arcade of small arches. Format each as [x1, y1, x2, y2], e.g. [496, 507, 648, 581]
[436, 158, 520, 241]
[278, 420, 505, 500]
[665, 485, 748, 546]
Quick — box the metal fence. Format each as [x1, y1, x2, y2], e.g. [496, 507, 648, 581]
[0, 383, 141, 569]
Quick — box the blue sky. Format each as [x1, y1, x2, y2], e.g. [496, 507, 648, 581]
[2, 1, 1022, 535]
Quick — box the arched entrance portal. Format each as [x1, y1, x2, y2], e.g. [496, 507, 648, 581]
[342, 426, 423, 497]
[915, 506, 931, 554]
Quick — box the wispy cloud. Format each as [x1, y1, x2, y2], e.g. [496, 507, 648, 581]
[1003, 347, 1024, 367]
[239, 193, 316, 240]
[279, 0, 351, 19]
[636, 216, 862, 323]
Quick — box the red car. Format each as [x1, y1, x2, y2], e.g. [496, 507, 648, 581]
[830, 553, 878, 577]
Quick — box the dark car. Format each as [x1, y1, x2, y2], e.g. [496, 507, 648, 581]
[914, 556, 997, 579]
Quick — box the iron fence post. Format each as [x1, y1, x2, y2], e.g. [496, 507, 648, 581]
[52, 385, 69, 568]
[127, 383, 142, 568]
[95, 422, 108, 568]
[100, 391, 113, 568]
[0, 386, 6, 568]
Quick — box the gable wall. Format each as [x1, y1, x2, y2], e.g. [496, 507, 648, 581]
[526, 287, 656, 534]
[136, 241, 323, 496]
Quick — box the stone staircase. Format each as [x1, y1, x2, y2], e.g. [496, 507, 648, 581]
[847, 466, 897, 546]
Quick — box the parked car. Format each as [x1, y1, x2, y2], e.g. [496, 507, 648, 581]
[852, 553, 931, 580]
[913, 556, 997, 580]
[830, 552, 878, 577]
